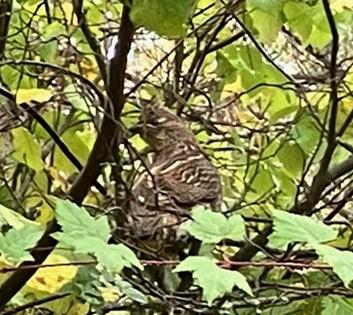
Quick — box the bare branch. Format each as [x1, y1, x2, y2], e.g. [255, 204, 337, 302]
[1, 292, 70, 315]
[315, 0, 340, 174]
[0, 0, 12, 60]
[72, 0, 108, 84]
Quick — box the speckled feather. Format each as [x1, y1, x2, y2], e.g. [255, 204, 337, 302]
[129, 105, 222, 239]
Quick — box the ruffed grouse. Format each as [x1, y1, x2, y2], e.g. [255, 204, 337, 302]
[128, 105, 222, 241]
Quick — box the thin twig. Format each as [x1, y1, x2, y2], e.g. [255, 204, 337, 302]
[0, 292, 70, 315]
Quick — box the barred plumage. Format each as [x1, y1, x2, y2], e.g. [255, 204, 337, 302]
[128, 105, 222, 240]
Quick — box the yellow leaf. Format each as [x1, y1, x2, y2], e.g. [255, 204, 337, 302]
[221, 78, 242, 98]
[341, 97, 353, 111]
[27, 254, 78, 293]
[130, 134, 147, 151]
[23, 1, 47, 15]
[61, 2, 77, 24]
[235, 111, 256, 126]
[138, 88, 154, 100]
[83, 191, 102, 205]
[0, 260, 15, 285]
[197, 0, 214, 9]
[80, 58, 98, 81]
[15, 88, 52, 104]
[24, 195, 55, 224]
[67, 301, 90, 315]
[331, 0, 353, 12]
[36, 203, 54, 224]
[100, 286, 121, 302]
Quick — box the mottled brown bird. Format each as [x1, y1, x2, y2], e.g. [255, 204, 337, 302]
[128, 105, 222, 241]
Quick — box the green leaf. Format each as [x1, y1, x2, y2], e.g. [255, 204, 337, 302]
[269, 210, 337, 246]
[130, 0, 195, 38]
[247, 0, 285, 14]
[54, 128, 91, 175]
[0, 203, 39, 229]
[12, 127, 44, 171]
[283, 1, 330, 48]
[55, 234, 142, 272]
[42, 21, 66, 40]
[261, 297, 321, 315]
[63, 84, 89, 111]
[225, 215, 246, 240]
[1, 66, 21, 89]
[314, 244, 353, 288]
[186, 208, 225, 243]
[250, 10, 283, 43]
[237, 45, 263, 72]
[269, 105, 298, 123]
[265, 88, 295, 119]
[56, 234, 100, 253]
[218, 45, 271, 93]
[115, 277, 148, 304]
[307, 24, 331, 49]
[322, 296, 353, 315]
[291, 114, 322, 155]
[250, 166, 274, 197]
[174, 256, 252, 305]
[53, 200, 142, 272]
[283, 2, 315, 41]
[54, 199, 110, 242]
[277, 142, 304, 177]
[0, 225, 43, 263]
[274, 169, 296, 206]
[95, 243, 143, 272]
[37, 41, 58, 63]
[216, 51, 238, 83]
[185, 207, 245, 243]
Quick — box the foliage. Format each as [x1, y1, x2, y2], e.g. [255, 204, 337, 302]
[174, 256, 252, 305]
[185, 207, 245, 243]
[1, 0, 353, 314]
[314, 244, 353, 288]
[53, 200, 143, 273]
[269, 210, 338, 246]
[130, 0, 195, 38]
[0, 225, 43, 263]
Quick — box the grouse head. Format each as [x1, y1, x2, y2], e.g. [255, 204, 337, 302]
[137, 105, 197, 152]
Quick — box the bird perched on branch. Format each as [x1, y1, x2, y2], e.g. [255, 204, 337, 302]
[128, 105, 222, 244]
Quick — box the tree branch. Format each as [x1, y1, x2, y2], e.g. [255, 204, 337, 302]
[205, 30, 245, 54]
[322, 0, 339, 150]
[0, 0, 12, 60]
[314, 0, 339, 174]
[326, 155, 353, 181]
[69, 5, 134, 201]
[72, 0, 107, 85]
[0, 4, 135, 309]
[1, 292, 70, 315]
